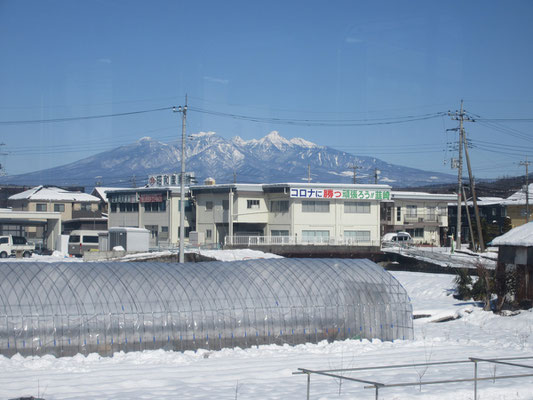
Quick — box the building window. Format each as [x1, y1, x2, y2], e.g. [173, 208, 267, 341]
[54, 203, 65, 212]
[144, 202, 166, 212]
[270, 200, 289, 213]
[302, 230, 329, 243]
[36, 203, 47, 212]
[222, 200, 229, 210]
[206, 201, 213, 210]
[206, 229, 212, 239]
[120, 203, 139, 212]
[344, 230, 371, 242]
[302, 200, 330, 213]
[406, 228, 424, 238]
[396, 207, 401, 222]
[247, 199, 260, 209]
[344, 201, 370, 214]
[271, 230, 289, 236]
[79, 203, 92, 211]
[406, 205, 417, 217]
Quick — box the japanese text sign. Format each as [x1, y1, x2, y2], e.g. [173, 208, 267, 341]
[289, 188, 390, 200]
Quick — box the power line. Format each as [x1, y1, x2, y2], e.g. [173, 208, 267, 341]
[187, 94, 451, 115]
[0, 107, 174, 125]
[475, 118, 533, 122]
[188, 106, 447, 127]
[0, 96, 180, 110]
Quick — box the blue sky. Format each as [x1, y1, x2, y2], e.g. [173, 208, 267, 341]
[1, 0, 533, 181]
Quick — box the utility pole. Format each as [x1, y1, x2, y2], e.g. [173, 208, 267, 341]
[520, 157, 531, 223]
[374, 168, 380, 185]
[448, 100, 473, 250]
[307, 164, 311, 183]
[173, 95, 188, 264]
[350, 164, 361, 184]
[463, 134, 485, 251]
[462, 186, 475, 250]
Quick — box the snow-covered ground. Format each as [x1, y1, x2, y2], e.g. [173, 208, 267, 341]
[1, 265, 532, 399]
[0, 248, 282, 263]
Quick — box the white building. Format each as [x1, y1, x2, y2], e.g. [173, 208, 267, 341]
[381, 191, 456, 246]
[106, 186, 194, 248]
[8, 186, 101, 236]
[190, 182, 392, 247]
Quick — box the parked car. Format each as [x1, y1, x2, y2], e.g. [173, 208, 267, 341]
[0, 235, 35, 258]
[68, 230, 105, 257]
[381, 232, 413, 245]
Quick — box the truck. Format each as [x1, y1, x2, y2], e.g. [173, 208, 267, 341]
[0, 235, 35, 258]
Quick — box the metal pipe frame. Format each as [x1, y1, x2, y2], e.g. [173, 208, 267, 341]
[295, 355, 533, 399]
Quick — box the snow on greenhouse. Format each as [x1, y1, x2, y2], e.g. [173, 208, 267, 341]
[0, 259, 413, 357]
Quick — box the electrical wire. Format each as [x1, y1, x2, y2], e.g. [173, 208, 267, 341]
[187, 106, 447, 127]
[0, 107, 174, 125]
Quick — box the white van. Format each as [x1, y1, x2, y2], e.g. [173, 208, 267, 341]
[68, 230, 106, 257]
[381, 232, 413, 245]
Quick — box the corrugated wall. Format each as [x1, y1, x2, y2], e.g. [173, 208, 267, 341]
[0, 258, 413, 357]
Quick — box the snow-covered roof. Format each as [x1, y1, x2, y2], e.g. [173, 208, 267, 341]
[191, 183, 264, 193]
[391, 191, 456, 201]
[474, 196, 506, 206]
[492, 221, 533, 247]
[447, 196, 506, 207]
[105, 186, 189, 195]
[91, 187, 124, 203]
[8, 186, 100, 202]
[265, 182, 392, 190]
[503, 184, 533, 205]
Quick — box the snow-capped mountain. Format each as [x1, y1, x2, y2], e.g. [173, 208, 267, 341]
[0, 131, 455, 188]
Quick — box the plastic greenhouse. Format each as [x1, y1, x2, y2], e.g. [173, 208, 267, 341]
[0, 259, 413, 357]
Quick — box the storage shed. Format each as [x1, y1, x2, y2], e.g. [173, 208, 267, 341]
[492, 221, 533, 307]
[0, 258, 413, 357]
[108, 227, 149, 252]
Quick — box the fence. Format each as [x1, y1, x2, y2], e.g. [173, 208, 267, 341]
[225, 235, 381, 247]
[294, 355, 533, 399]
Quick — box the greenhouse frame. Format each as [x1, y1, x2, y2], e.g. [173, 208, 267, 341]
[0, 258, 413, 357]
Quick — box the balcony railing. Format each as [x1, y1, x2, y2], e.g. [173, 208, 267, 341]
[225, 235, 380, 247]
[402, 213, 445, 224]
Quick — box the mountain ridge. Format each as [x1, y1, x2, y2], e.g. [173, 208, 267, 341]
[0, 131, 457, 188]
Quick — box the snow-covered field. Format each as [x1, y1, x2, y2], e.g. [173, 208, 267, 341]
[1, 248, 283, 263]
[1, 257, 533, 399]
